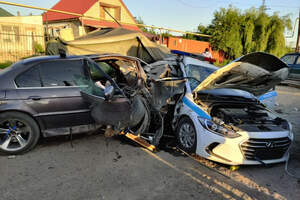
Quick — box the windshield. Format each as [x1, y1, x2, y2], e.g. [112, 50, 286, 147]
[185, 64, 216, 90]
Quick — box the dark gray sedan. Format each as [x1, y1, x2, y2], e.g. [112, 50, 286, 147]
[0, 54, 185, 154]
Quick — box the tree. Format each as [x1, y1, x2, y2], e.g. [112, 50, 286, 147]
[209, 6, 243, 59]
[135, 16, 157, 35]
[182, 24, 210, 41]
[207, 5, 291, 59]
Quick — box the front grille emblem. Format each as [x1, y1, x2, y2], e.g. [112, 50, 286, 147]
[266, 142, 275, 148]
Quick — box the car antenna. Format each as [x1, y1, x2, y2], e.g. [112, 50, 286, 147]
[59, 48, 66, 58]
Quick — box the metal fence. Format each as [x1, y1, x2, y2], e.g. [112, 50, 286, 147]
[0, 22, 45, 63]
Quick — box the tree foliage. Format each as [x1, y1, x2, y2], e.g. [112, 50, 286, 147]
[206, 6, 291, 59]
[136, 16, 157, 35]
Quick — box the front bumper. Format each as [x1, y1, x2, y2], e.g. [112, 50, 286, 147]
[195, 123, 293, 165]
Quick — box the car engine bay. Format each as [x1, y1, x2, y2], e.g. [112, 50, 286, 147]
[209, 103, 290, 132]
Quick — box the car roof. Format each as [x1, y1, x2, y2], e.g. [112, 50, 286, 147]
[21, 54, 101, 65]
[183, 56, 219, 70]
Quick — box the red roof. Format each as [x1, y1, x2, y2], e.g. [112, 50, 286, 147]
[82, 19, 140, 32]
[43, 0, 98, 22]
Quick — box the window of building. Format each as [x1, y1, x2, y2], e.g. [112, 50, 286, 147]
[100, 3, 121, 21]
[173, 40, 177, 46]
[1, 25, 14, 42]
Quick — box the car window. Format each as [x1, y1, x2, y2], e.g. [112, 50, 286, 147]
[296, 56, 300, 65]
[15, 67, 42, 88]
[39, 60, 86, 87]
[185, 64, 216, 90]
[281, 55, 297, 65]
[185, 64, 216, 82]
[90, 61, 116, 81]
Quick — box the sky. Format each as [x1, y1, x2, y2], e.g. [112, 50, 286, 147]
[0, 0, 299, 46]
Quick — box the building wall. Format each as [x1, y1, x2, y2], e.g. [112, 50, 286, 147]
[165, 37, 224, 63]
[46, 20, 82, 38]
[0, 16, 45, 62]
[46, 0, 137, 39]
[85, 2, 100, 18]
[98, 0, 136, 24]
[0, 16, 43, 25]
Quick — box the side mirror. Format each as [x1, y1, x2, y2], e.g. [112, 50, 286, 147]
[104, 85, 114, 101]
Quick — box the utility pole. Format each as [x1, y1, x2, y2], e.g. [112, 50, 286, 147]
[260, 0, 269, 13]
[296, 9, 300, 52]
[262, 0, 266, 10]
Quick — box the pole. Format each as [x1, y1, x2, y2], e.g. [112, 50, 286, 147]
[296, 9, 300, 52]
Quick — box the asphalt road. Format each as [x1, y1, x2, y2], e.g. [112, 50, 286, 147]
[0, 86, 299, 200]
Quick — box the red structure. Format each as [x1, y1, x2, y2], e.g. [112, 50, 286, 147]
[163, 37, 224, 63]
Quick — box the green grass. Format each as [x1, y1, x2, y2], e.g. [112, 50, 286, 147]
[0, 61, 13, 69]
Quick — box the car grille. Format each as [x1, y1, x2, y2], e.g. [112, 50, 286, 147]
[240, 137, 291, 161]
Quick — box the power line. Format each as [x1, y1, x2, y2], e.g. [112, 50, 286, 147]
[176, 0, 210, 8]
[177, 0, 299, 10]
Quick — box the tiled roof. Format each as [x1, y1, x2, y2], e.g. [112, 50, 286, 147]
[43, 0, 98, 22]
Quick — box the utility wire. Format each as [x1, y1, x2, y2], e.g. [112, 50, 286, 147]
[177, 0, 210, 8]
[178, 0, 299, 9]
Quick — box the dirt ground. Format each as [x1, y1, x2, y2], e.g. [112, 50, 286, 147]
[0, 85, 299, 200]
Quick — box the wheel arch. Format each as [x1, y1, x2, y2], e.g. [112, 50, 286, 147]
[176, 114, 192, 128]
[0, 109, 43, 135]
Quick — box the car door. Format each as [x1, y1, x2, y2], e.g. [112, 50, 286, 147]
[281, 54, 298, 78]
[79, 58, 146, 130]
[15, 59, 94, 130]
[291, 56, 300, 79]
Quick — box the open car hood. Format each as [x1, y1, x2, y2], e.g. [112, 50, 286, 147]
[193, 52, 289, 96]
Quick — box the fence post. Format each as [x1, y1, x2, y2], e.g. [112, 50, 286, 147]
[32, 31, 35, 54]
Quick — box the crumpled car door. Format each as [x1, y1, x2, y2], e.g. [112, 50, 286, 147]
[77, 58, 149, 133]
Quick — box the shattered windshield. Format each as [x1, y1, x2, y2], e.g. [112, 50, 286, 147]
[185, 64, 216, 90]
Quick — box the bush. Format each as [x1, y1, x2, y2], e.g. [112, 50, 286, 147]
[0, 61, 13, 69]
[34, 42, 45, 54]
[215, 59, 232, 67]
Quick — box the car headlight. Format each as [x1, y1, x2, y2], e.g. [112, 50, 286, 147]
[287, 122, 294, 140]
[199, 118, 241, 138]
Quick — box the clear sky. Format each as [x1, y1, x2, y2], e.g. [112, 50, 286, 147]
[0, 0, 299, 46]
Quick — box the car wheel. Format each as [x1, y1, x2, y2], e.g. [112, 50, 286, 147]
[0, 112, 40, 155]
[176, 117, 197, 153]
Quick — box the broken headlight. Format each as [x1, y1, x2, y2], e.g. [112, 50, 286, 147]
[199, 118, 240, 138]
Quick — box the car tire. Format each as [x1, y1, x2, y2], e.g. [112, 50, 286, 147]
[0, 112, 40, 155]
[176, 117, 197, 153]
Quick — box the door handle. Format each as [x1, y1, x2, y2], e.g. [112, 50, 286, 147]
[28, 96, 41, 101]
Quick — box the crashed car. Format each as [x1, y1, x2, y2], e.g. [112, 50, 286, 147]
[153, 52, 293, 165]
[0, 54, 184, 154]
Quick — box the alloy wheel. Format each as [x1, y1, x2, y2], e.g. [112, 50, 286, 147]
[0, 119, 32, 152]
[179, 122, 196, 149]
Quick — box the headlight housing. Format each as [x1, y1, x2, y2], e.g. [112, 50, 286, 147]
[199, 118, 240, 138]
